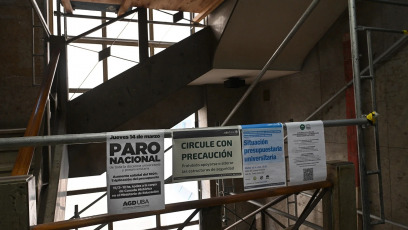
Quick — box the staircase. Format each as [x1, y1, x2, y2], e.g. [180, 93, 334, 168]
[63, 0, 348, 177]
[66, 27, 217, 177]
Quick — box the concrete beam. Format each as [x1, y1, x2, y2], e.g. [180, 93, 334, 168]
[0, 175, 37, 229]
[67, 27, 216, 134]
[68, 86, 205, 177]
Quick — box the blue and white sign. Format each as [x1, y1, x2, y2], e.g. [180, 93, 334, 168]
[241, 123, 286, 191]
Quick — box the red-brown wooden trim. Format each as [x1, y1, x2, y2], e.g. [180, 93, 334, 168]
[32, 181, 332, 230]
[11, 49, 61, 176]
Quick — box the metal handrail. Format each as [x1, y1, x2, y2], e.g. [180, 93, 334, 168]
[0, 118, 369, 150]
[29, 0, 51, 38]
[31, 180, 332, 230]
[11, 48, 61, 176]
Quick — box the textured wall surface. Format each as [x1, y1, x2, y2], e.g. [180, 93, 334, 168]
[247, 2, 408, 229]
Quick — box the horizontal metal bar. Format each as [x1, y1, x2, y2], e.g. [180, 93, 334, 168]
[0, 118, 369, 150]
[56, 11, 206, 27]
[68, 88, 91, 94]
[357, 210, 408, 229]
[318, 117, 369, 127]
[371, 220, 385, 225]
[366, 170, 380, 175]
[357, 26, 407, 34]
[0, 131, 169, 150]
[361, 75, 373, 80]
[67, 8, 139, 44]
[0, 128, 26, 135]
[67, 36, 174, 48]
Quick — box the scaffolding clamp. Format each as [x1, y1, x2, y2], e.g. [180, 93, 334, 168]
[366, 111, 379, 125]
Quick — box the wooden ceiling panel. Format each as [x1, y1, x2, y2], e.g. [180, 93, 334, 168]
[62, 0, 224, 22]
[127, 0, 219, 13]
[63, 0, 223, 13]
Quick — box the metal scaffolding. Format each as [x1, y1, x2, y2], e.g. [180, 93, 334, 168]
[348, 0, 408, 229]
[10, 0, 408, 229]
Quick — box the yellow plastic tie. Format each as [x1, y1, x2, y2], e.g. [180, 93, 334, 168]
[366, 111, 379, 125]
[404, 30, 408, 35]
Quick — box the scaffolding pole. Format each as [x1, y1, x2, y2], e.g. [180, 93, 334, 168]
[0, 118, 369, 150]
[348, 0, 371, 229]
[366, 30, 385, 224]
[29, 0, 51, 38]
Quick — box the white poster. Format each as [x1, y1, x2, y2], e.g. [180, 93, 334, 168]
[106, 130, 165, 214]
[286, 121, 327, 185]
[172, 126, 243, 182]
[241, 123, 286, 191]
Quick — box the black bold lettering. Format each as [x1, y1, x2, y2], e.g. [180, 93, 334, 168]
[122, 143, 135, 155]
[136, 142, 148, 154]
[148, 142, 160, 154]
[110, 143, 121, 156]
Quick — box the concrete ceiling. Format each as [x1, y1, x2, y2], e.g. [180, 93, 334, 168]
[190, 0, 347, 85]
[189, 69, 297, 85]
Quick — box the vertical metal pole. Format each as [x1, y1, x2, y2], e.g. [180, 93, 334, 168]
[32, 9, 37, 86]
[138, 8, 149, 62]
[366, 30, 385, 223]
[74, 204, 79, 230]
[190, 12, 196, 35]
[348, 0, 371, 229]
[63, 8, 67, 39]
[57, 0, 61, 36]
[102, 12, 109, 82]
[48, 0, 53, 35]
[286, 197, 291, 226]
[148, 9, 155, 57]
[156, 214, 161, 228]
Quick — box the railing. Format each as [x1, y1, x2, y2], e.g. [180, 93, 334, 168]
[11, 49, 61, 176]
[31, 181, 332, 230]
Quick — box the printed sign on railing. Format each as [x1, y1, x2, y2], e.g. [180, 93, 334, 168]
[172, 127, 243, 182]
[106, 130, 165, 214]
[241, 123, 286, 191]
[286, 121, 327, 185]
